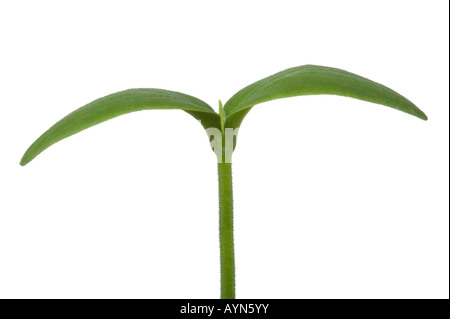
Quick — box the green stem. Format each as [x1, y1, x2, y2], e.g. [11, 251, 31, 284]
[218, 162, 235, 299]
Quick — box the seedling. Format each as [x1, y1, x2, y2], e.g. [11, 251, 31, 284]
[21, 65, 427, 298]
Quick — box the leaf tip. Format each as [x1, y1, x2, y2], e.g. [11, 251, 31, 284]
[420, 113, 428, 121]
[219, 99, 225, 131]
[19, 147, 35, 166]
[20, 153, 30, 166]
[413, 107, 428, 121]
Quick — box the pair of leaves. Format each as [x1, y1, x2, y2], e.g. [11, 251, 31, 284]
[20, 65, 427, 165]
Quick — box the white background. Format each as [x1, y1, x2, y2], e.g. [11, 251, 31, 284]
[0, 0, 448, 299]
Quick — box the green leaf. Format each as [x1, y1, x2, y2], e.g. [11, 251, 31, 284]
[223, 65, 427, 131]
[20, 88, 220, 166]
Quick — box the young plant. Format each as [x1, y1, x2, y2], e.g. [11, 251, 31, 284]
[21, 65, 427, 298]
